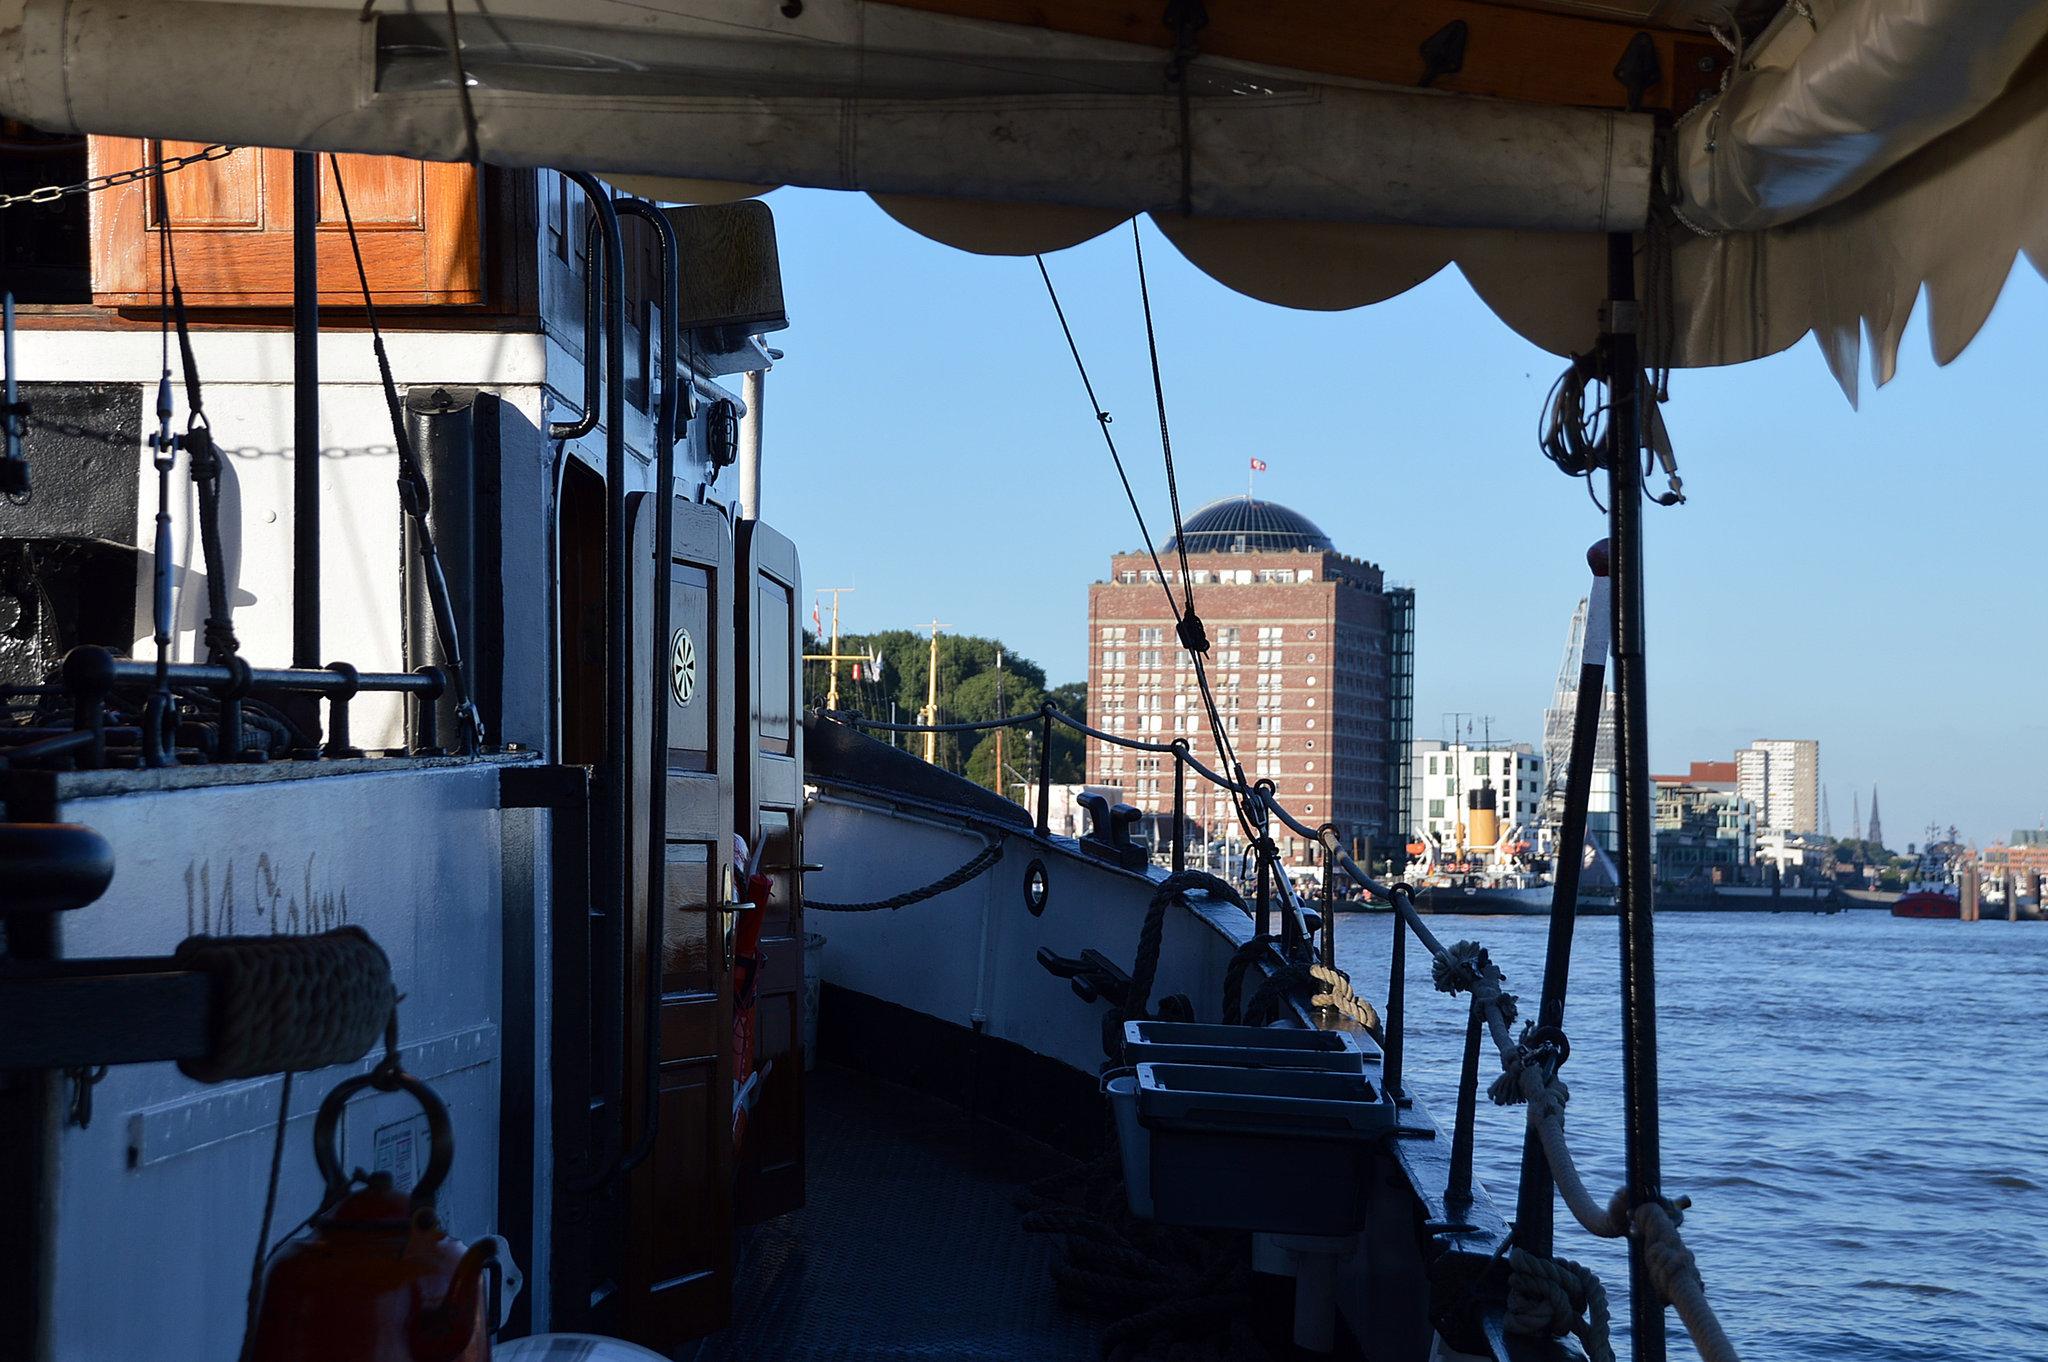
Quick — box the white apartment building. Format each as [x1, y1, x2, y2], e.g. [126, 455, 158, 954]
[1411, 739, 1543, 845]
[1737, 739, 1820, 835]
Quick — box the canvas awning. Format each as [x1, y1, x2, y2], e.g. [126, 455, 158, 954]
[4, 0, 2046, 394]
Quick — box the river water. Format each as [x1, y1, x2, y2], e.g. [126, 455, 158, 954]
[1333, 910, 2048, 1361]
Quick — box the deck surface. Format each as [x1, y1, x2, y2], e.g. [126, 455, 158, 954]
[682, 1063, 1099, 1362]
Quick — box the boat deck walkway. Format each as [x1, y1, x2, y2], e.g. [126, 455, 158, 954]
[682, 1063, 1098, 1361]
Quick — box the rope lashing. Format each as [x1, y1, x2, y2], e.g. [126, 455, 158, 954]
[1430, 939, 1519, 1027]
[1418, 927, 1746, 1359]
[1506, 1247, 1613, 1362]
[1219, 933, 1274, 1026]
[173, 927, 395, 1083]
[807, 840, 1004, 912]
[1637, 1199, 1743, 1362]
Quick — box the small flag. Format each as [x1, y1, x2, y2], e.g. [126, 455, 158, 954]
[1249, 458, 1267, 472]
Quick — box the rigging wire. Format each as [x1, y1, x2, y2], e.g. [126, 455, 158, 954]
[327, 153, 485, 753]
[1034, 231, 1266, 864]
[1033, 255, 1178, 598]
[1127, 224, 1264, 850]
[146, 163, 178, 761]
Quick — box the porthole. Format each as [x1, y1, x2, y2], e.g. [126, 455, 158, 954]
[1022, 859, 1050, 916]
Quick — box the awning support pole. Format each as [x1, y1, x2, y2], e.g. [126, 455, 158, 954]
[1606, 229, 1667, 1361]
[292, 151, 320, 671]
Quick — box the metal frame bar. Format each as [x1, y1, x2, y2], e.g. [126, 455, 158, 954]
[1606, 229, 1668, 1361]
[291, 150, 320, 671]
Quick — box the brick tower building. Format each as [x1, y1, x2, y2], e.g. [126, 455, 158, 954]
[1085, 496, 1414, 871]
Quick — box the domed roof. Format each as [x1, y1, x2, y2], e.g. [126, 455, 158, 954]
[1161, 496, 1334, 554]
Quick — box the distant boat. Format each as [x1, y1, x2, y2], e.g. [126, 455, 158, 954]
[1892, 824, 1966, 918]
[1891, 889, 1961, 919]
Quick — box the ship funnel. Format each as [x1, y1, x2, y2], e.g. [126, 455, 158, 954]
[1467, 787, 1499, 850]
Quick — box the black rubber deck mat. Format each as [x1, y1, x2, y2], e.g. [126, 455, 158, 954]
[683, 1063, 1100, 1361]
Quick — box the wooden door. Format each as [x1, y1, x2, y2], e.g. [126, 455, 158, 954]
[87, 140, 482, 305]
[735, 519, 806, 1223]
[621, 494, 737, 1345]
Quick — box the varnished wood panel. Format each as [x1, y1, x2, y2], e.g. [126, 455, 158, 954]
[88, 139, 484, 306]
[876, 0, 1689, 111]
[622, 494, 738, 1348]
[735, 520, 806, 1225]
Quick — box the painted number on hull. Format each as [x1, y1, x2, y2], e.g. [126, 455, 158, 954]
[671, 627, 698, 706]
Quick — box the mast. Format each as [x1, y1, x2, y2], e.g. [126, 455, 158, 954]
[828, 590, 843, 710]
[800, 587, 858, 711]
[920, 620, 944, 764]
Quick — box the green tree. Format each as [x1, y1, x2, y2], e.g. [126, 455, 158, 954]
[802, 627, 1082, 786]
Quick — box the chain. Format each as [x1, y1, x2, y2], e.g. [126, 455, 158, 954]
[0, 143, 238, 212]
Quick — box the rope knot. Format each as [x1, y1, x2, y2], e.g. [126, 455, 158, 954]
[1431, 939, 1496, 997]
[1506, 1247, 1613, 1362]
[1491, 1021, 1568, 1106]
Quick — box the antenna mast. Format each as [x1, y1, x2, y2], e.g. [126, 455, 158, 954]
[800, 587, 860, 710]
[919, 619, 947, 764]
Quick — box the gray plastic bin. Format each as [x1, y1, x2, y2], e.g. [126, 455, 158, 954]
[1133, 1063, 1392, 1234]
[1122, 1020, 1370, 1072]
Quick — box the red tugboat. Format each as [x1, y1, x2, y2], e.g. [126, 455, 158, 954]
[1892, 826, 1968, 918]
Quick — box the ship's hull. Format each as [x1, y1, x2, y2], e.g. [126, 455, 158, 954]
[1892, 890, 1962, 918]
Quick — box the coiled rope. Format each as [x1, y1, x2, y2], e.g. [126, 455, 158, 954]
[807, 840, 1005, 912]
[173, 926, 395, 1083]
[1431, 936, 1745, 1362]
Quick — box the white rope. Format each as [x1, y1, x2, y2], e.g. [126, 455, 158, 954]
[1637, 1201, 1744, 1362]
[1428, 938, 1746, 1362]
[1307, 962, 1379, 1032]
[1506, 1247, 1613, 1362]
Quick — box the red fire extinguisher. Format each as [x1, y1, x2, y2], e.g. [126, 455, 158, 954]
[249, 1065, 517, 1362]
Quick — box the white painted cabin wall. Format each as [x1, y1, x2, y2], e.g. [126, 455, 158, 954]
[13, 328, 550, 750]
[45, 763, 509, 1362]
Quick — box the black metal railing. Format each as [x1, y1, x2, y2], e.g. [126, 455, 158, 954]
[0, 645, 451, 770]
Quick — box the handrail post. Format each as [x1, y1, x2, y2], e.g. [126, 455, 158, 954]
[1255, 836, 1272, 939]
[1384, 894, 1406, 1101]
[1447, 990, 1484, 1206]
[1318, 824, 1338, 970]
[1515, 546, 1613, 1257]
[1037, 704, 1053, 837]
[1171, 740, 1187, 873]
[412, 665, 446, 755]
[322, 662, 361, 759]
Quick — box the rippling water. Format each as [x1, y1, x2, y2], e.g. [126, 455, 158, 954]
[1333, 910, 2048, 1361]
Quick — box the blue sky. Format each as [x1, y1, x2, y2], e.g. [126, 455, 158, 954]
[758, 187, 2048, 849]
